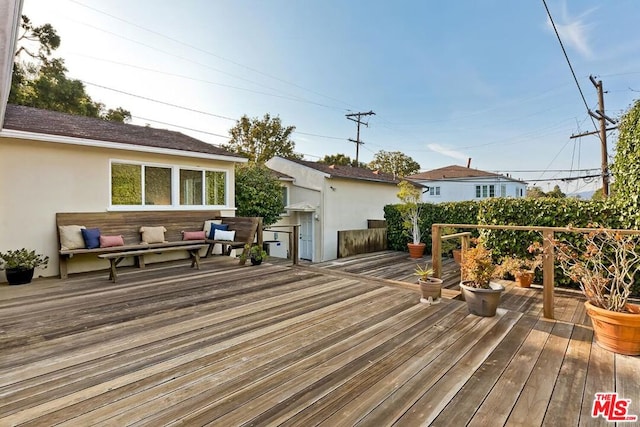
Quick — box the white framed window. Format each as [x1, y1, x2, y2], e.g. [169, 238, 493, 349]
[280, 186, 289, 216]
[475, 184, 496, 199]
[110, 160, 228, 209]
[429, 186, 441, 197]
[500, 185, 506, 197]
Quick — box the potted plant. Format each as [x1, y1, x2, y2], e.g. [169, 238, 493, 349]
[397, 180, 425, 258]
[459, 243, 504, 316]
[497, 251, 543, 288]
[240, 244, 268, 266]
[0, 248, 49, 285]
[552, 227, 640, 355]
[414, 263, 444, 304]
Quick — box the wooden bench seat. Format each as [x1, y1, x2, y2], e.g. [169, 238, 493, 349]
[98, 244, 208, 282]
[56, 211, 263, 278]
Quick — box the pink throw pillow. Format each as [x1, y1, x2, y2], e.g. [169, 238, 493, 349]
[182, 230, 206, 240]
[100, 235, 125, 248]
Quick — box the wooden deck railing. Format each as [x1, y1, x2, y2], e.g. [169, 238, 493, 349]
[263, 224, 300, 265]
[432, 223, 640, 320]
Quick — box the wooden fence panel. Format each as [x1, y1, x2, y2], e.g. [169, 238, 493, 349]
[338, 228, 387, 258]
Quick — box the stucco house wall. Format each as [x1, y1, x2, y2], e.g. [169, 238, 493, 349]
[0, 136, 239, 279]
[266, 156, 400, 263]
[420, 177, 527, 203]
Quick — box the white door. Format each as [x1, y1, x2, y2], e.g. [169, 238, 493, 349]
[300, 213, 313, 261]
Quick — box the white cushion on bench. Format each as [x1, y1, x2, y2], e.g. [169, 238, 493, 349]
[214, 229, 236, 241]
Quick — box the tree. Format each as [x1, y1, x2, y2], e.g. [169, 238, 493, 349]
[235, 163, 285, 226]
[9, 15, 130, 122]
[319, 153, 368, 168]
[546, 185, 566, 199]
[611, 98, 640, 227]
[369, 150, 420, 178]
[526, 186, 547, 199]
[225, 114, 301, 163]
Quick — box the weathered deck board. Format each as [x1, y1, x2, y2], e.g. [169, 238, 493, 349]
[0, 251, 637, 426]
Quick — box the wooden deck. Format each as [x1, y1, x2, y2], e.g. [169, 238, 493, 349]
[1, 252, 638, 426]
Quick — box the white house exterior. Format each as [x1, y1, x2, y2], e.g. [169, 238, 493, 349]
[265, 157, 401, 262]
[407, 165, 527, 203]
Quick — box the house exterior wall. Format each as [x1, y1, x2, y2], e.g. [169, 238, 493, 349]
[419, 177, 527, 203]
[0, 136, 237, 280]
[320, 178, 398, 261]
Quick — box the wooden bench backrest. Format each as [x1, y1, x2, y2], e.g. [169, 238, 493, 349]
[219, 217, 262, 245]
[56, 211, 222, 246]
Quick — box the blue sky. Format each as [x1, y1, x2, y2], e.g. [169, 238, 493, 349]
[19, 0, 640, 194]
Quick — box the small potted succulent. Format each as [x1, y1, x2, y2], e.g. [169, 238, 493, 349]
[414, 263, 443, 304]
[459, 242, 504, 316]
[0, 248, 49, 285]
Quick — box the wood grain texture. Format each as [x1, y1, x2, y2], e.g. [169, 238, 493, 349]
[0, 251, 636, 426]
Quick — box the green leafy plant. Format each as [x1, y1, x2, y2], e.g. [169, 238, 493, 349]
[235, 163, 284, 227]
[0, 249, 49, 270]
[240, 243, 267, 262]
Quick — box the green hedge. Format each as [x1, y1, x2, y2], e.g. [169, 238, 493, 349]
[385, 197, 639, 294]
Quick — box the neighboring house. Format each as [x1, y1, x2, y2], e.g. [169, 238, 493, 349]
[0, 105, 247, 279]
[406, 165, 527, 203]
[265, 156, 401, 262]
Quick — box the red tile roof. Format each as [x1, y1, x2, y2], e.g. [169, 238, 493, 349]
[2, 104, 244, 158]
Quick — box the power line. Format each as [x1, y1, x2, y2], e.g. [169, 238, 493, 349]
[67, 0, 359, 111]
[541, 0, 599, 134]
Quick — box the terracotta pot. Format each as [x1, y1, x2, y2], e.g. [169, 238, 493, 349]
[514, 270, 534, 288]
[407, 243, 426, 259]
[418, 277, 443, 304]
[459, 280, 505, 317]
[585, 301, 640, 355]
[452, 249, 462, 265]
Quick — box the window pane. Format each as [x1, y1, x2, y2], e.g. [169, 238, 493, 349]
[435, 187, 440, 196]
[281, 186, 288, 213]
[501, 185, 506, 197]
[180, 169, 203, 205]
[489, 185, 495, 197]
[482, 185, 488, 198]
[205, 171, 226, 205]
[476, 186, 481, 198]
[112, 163, 142, 205]
[429, 187, 435, 196]
[145, 167, 172, 205]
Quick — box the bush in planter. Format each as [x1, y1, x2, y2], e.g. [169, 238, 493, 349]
[551, 226, 640, 355]
[240, 244, 267, 265]
[0, 249, 49, 285]
[459, 242, 504, 317]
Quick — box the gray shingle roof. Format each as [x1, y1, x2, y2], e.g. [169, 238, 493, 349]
[2, 104, 243, 159]
[286, 158, 401, 184]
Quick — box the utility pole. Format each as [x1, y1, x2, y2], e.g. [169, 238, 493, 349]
[346, 110, 375, 164]
[569, 76, 617, 198]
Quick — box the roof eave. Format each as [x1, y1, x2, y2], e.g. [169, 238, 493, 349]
[0, 128, 248, 163]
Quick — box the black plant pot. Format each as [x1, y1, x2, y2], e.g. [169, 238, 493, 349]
[5, 267, 35, 285]
[250, 257, 263, 266]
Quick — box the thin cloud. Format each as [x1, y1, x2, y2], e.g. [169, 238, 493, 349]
[428, 144, 469, 161]
[546, 3, 597, 59]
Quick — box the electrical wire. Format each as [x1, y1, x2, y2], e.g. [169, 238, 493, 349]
[541, 0, 600, 138]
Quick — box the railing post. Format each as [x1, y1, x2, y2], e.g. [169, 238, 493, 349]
[460, 233, 470, 281]
[542, 228, 555, 319]
[292, 225, 300, 265]
[432, 224, 442, 278]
